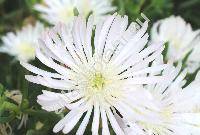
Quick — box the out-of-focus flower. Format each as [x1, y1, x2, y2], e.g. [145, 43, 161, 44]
[35, 121, 44, 130]
[123, 62, 200, 134]
[21, 14, 168, 134]
[0, 22, 45, 62]
[151, 16, 200, 70]
[187, 40, 200, 72]
[34, 0, 116, 25]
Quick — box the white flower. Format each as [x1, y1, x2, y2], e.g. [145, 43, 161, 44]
[34, 0, 116, 25]
[21, 14, 168, 134]
[151, 16, 200, 64]
[0, 22, 45, 62]
[123, 61, 200, 135]
[187, 40, 200, 73]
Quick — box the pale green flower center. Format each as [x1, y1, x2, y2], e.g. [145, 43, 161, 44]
[59, 7, 74, 22]
[17, 42, 35, 61]
[171, 38, 181, 50]
[161, 108, 173, 119]
[90, 73, 105, 90]
[81, 0, 91, 17]
[19, 43, 34, 54]
[167, 35, 182, 50]
[58, 1, 91, 22]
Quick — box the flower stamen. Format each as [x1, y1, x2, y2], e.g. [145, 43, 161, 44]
[90, 72, 105, 90]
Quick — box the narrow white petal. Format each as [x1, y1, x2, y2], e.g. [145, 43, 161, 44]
[35, 47, 75, 77]
[25, 75, 75, 90]
[92, 103, 100, 135]
[101, 107, 110, 135]
[85, 15, 94, 60]
[125, 76, 165, 85]
[106, 109, 125, 135]
[76, 106, 93, 135]
[20, 62, 63, 78]
[62, 112, 84, 134]
[95, 14, 117, 55]
[120, 64, 168, 78]
[53, 105, 85, 133]
[37, 90, 67, 111]
[112, 21, 148, 65]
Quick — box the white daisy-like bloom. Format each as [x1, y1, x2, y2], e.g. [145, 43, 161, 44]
[21, 14, 168, 134]
[151, 16, 200, 65]
[0, 22, 45, 62]
[123, 60, 200, 135]
[34, 0, 116, 25]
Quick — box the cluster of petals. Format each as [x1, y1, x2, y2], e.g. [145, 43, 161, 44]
[21, 14, 200, 134]
[34, 0, 116, 25]
[151, 16, 200, 73]
[0, 22, 44, 62]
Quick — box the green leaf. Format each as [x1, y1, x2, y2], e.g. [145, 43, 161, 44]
[73, 8, 79, 16]
[25, 0, 41, 9]
[117, 0, 125, 15]
[0, 101, 20, 114]
[0, 83, 5, 96]
[162, 42, 169, 62]
[20, 99, 29, 111]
